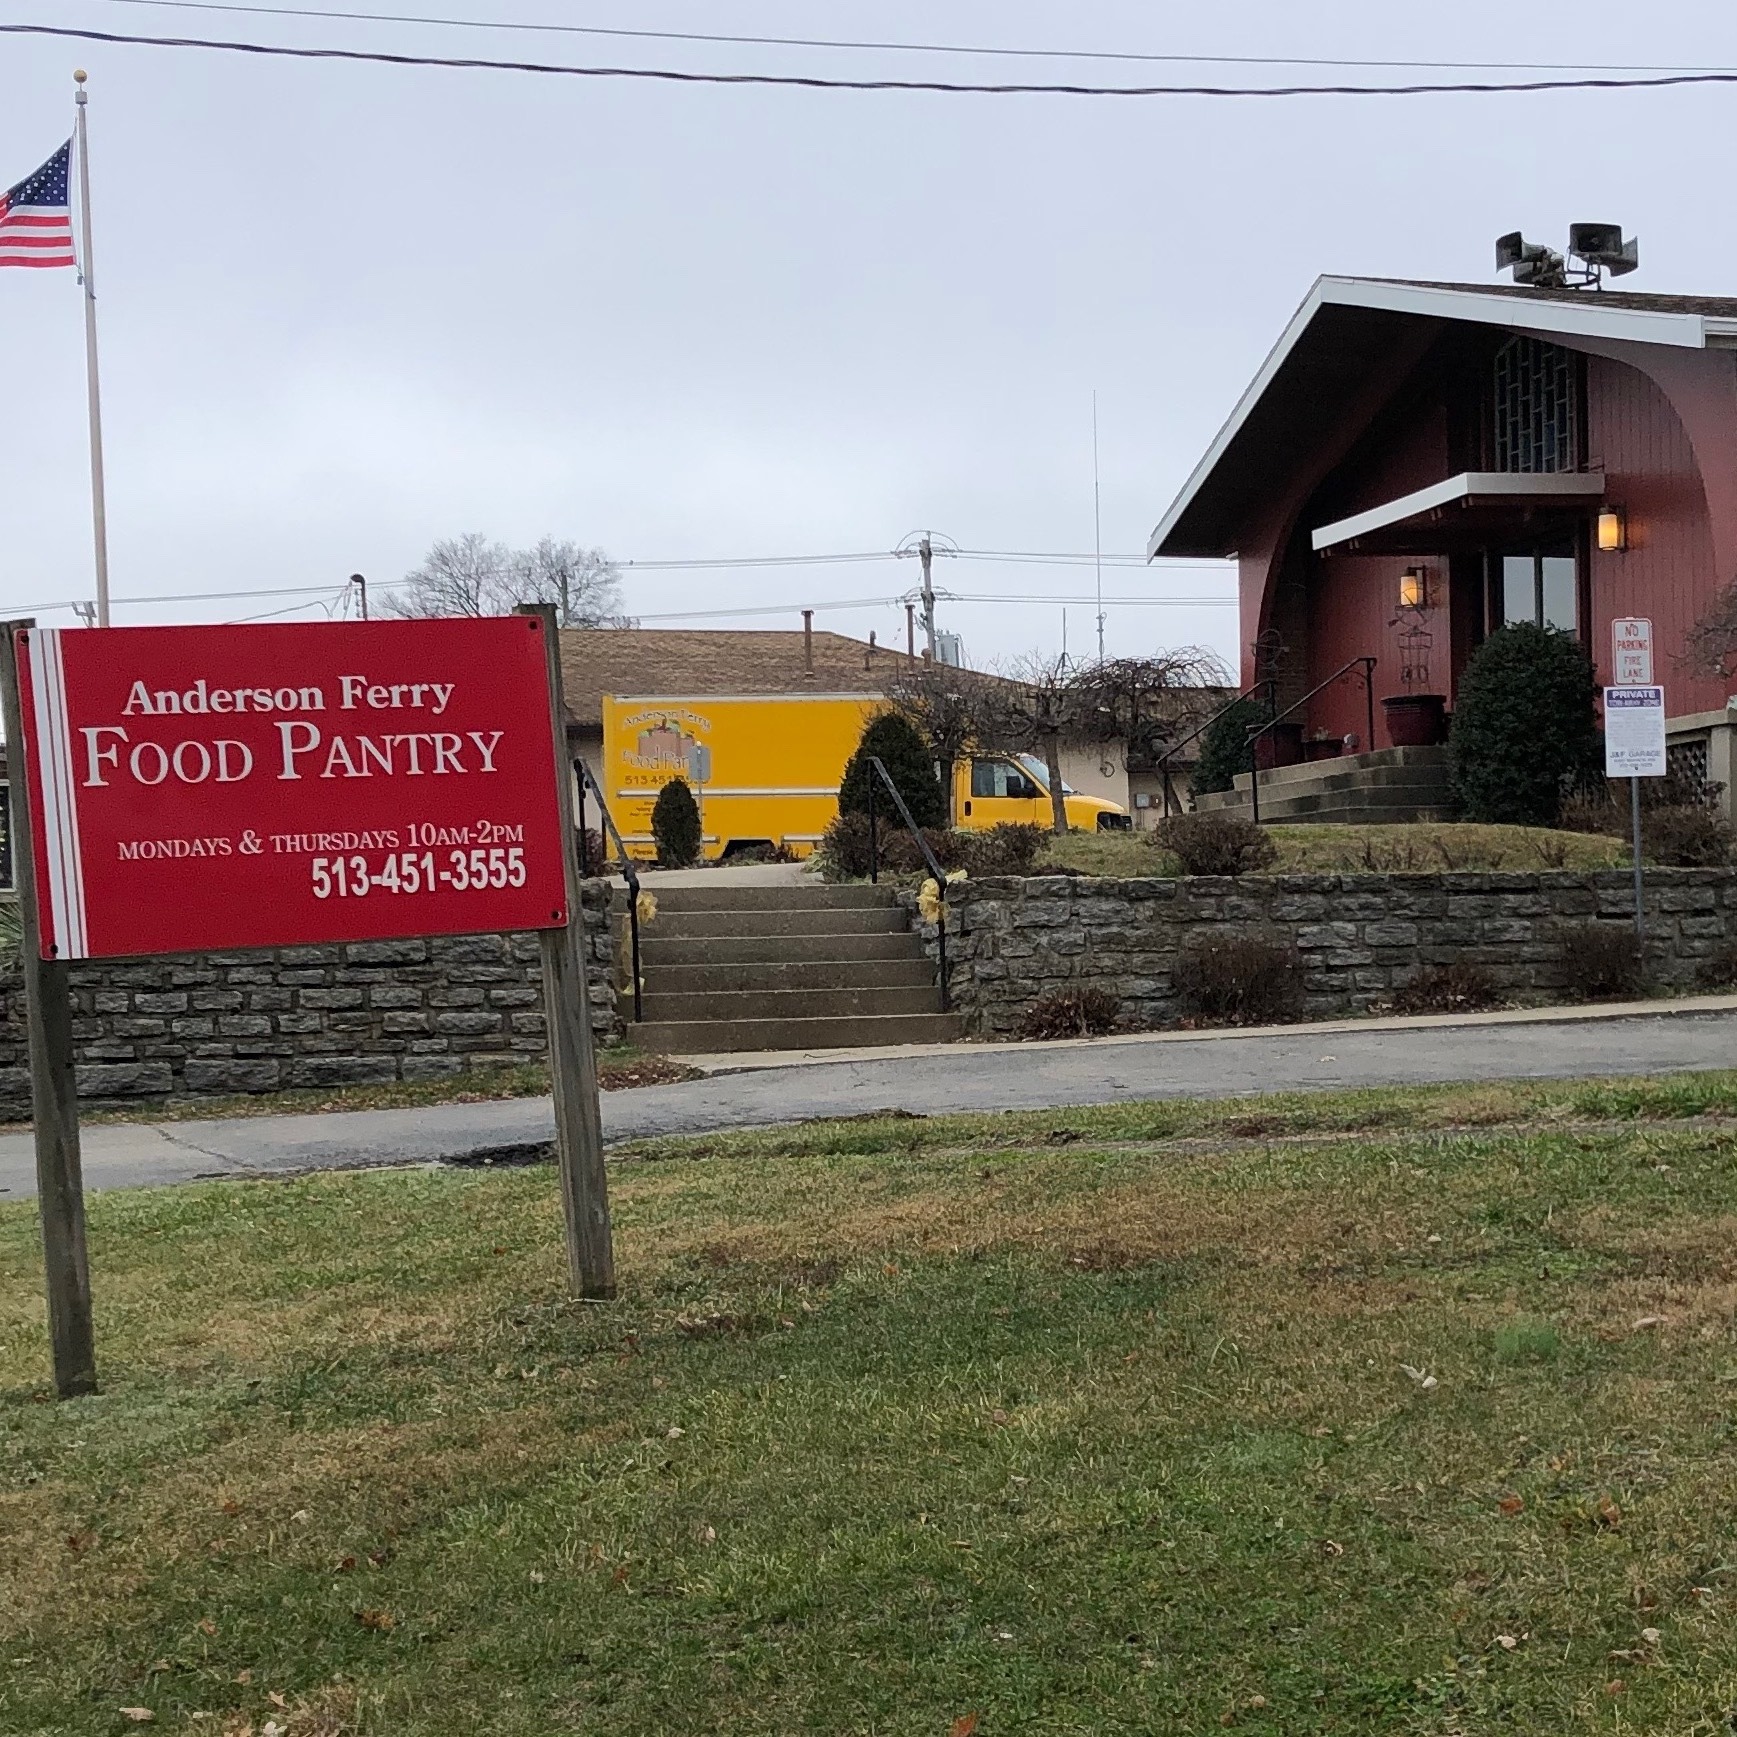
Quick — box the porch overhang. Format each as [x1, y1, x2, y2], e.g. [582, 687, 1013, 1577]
[1309, 470, 1607, 555]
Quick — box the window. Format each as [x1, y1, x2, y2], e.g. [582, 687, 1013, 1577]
[1015, 754, 1072, 795]
[1493, 336, 1579, 473]
[970, 758, 1039, 800]
[1500, 548, 1578, 633]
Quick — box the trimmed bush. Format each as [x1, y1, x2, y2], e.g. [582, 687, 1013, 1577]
[1172, 934, 1302, 1026]
[650, 777, 702, 868]
[1390, 962, 1502, 1015]
[1554, 920, 1645, 1001]
[1017, 985, 1121, 1040]
[1189, 697, 1272, 798]
[1450, 624, 1599, 826]
[1156, 811, 1277, 877]
[839, 713, 946, 830]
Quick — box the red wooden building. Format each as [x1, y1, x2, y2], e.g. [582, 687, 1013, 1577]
[1149, 277, 1737, 806]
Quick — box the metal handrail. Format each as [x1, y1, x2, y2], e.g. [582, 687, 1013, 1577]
[864, 753, 950, 1012]
[1151, 680, 1270, 818]
[1246, 656, 1378, 826]
[573, 758, 643, 1024]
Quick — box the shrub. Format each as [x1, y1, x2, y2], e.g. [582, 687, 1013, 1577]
[1155, 811, 1278, 877]
[961, 823, 1048, 877]
[1189, 697, 1272, 798]
[1017, 984, 1122, 1040]
[838, 712, 946, 830]
[1450, 624, 1599, 826]
[815, 814, 967, 881]
[1389, 962, 1503, 1015]
[1554, 920, 1645, 1001]
[574, 827, 609, 876]
[1642, 804, 1734, 868]
[650, 777, 702, 868]
[1172, 934, 1302, 1026]
[1696, 940, 1737, 989]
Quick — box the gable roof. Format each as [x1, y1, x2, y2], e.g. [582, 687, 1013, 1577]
[1148, 276, 1737, 561]
[558, 627, 898, 728]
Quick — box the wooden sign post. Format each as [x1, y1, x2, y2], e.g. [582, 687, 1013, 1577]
[521, 604, 615, 1299]
[0, 620, 97, 1398]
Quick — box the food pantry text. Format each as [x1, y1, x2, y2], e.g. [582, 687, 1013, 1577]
[78, 676, 508, 786]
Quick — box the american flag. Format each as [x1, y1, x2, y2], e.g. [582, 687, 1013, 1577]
[0, 141, 76, 270]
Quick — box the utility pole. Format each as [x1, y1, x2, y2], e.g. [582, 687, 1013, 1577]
[349, 573, 368, 619]
[919, 533, 937, 660]
[1093, 390, 1105, 663]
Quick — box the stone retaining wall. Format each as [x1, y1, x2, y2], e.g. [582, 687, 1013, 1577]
[0, 880, 618, 1118]
[938, 869, 1737, 1036]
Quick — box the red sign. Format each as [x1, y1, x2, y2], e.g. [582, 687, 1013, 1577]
[14, 617, 571, 959]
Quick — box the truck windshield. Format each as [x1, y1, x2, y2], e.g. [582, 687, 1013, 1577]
[1016, 754, 1073, 795]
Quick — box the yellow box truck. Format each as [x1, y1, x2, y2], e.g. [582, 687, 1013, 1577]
[601, 693, 1129, 860]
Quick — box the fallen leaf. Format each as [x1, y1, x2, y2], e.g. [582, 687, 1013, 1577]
[267, 1692, 288, 1709]
[335, 1555, 357, 1573]
[220, 1500, 242, 1518]
[118, 1711, 155, 1724]
[699, 1526, 717, 1545]
[1497, 1495, 1525, 1517]
[196, 1618, 218, 1638]
[1633, 1316, 1664, 1331]
[233, 1671, 252, 1686]
[1318, 1539, 1345, 1558]
[263, 1723, 285, 1737]
[1641, 1626, 1662, 1645]
[289, 1509, 310, 1524]
[949, 1716, 978, 1737]
[1597, 1494, 1623, 1531]
[990, 1409, 1009, 1426]
[1606, 1680, 1627, 1696]
[1496, 1634, 1520, 1651]
[65, 1531, 96, 1555]
[354, 1608, 396, 1631]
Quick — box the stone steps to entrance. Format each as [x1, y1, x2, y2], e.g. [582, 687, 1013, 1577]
[613, 875, 960, 1054]
[1195, 745, 1457, 825]
[630, 1011, 963, 1055]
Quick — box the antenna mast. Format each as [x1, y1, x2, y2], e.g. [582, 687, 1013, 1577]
[1092, 391, 1105, 662]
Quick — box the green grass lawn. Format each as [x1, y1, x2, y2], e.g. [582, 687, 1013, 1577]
[8, 1074, 1737, 1733]
[1049, 821, 1631, 880]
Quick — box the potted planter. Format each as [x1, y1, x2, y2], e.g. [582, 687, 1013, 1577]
[1303, 734, 1344, 763]
[1253, 722, 1305, 770]
[1381, 693, 1447, 747]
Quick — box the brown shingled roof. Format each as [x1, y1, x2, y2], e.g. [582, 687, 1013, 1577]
[558, 628, 902, 727]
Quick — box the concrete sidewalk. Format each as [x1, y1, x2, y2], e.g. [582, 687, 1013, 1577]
[2, 998, 1734, 1200]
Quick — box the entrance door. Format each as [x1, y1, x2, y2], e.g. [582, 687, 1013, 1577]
[1494, 539, 1579, 635]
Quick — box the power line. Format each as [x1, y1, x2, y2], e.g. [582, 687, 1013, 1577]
[9, 21, 1737, 98]
[88, 0, 1737, 77]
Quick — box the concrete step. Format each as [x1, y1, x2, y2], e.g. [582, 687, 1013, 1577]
[632, 1011, 964, 1054]
[629, 907, 909, 939]
[613, 882, 896, 914]
[645, 958, 937, 994]
[636, 932, 929, 967]
[642, 985, 943, 1022]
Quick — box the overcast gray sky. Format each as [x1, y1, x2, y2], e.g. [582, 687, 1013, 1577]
[3, 0, 1734, 671]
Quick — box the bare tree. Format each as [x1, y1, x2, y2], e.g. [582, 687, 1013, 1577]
[384, 533, 512, 619]
[512, 537, 632, 627]
[1066, 649, 1231, 771]
[1686, 581, 1737, 680]
[885, 658, 992, 827]
[974, 654, 1081, 834]
[386, 533, 631, 624]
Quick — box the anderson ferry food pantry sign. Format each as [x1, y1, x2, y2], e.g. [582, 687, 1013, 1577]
[17, 616, 569, 957]
[2, 611, 614, 1401]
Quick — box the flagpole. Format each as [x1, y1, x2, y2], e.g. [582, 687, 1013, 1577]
[72, 70, 110, 628]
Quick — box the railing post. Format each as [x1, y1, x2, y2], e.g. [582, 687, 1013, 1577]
[576, 771, 590, 877]
[1365, 658, 1376, 755]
